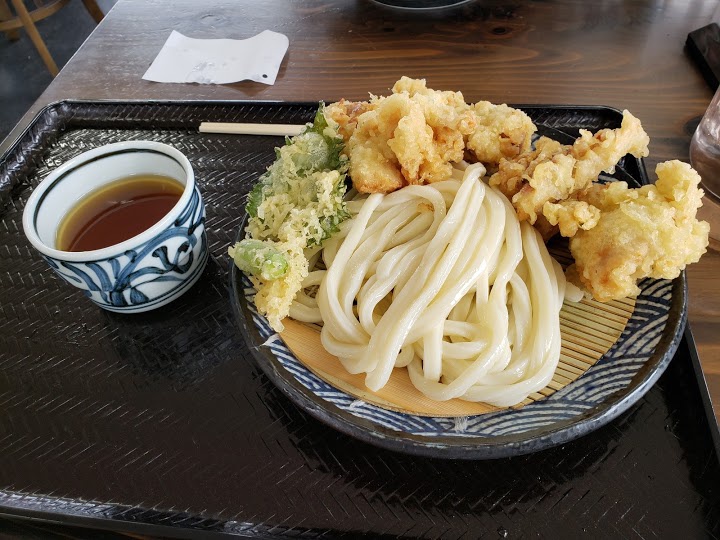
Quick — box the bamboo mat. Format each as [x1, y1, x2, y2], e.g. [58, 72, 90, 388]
[280, 294, 635, 417]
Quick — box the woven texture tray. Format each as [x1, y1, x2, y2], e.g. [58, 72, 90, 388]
[0, 101, 719, 538]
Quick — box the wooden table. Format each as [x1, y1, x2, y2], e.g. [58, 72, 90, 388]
[1, 0, 719, 535]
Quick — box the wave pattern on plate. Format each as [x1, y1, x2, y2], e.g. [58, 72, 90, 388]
[243, 276, 671, 438]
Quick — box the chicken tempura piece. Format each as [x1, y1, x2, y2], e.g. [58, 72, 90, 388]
[340, 93, 409, 194]
[543, 200, 601, 238]
[572, 111, 650, 186]
[489, 110, 650, 236]
[326, 77, 534, 194]
[490, 137, 576, 223]
[566, 160, 710, 302]
[325, 99, 373, 141]
[396, 77, 537, 169]
[467, 101, 537, 169]
[338, 79, 476, 193]
[392, 76, 472, 118]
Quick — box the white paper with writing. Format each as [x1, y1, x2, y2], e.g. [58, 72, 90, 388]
[142, 30, 289, 85]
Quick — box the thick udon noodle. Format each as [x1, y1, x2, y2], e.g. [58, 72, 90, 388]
[289, 163, 567, 407]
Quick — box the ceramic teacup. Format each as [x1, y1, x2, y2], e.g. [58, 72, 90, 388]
[22, 141, 208, 313]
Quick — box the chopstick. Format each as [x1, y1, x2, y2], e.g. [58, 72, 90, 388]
[199, 122, 305, 136]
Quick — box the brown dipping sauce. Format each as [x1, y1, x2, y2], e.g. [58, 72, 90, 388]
[56, 174, 184, 252]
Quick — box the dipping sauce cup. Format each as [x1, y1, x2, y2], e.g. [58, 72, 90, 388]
[22, 141, 208, 313]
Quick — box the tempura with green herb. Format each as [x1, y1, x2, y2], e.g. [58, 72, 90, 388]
[229, 105, 349, 331]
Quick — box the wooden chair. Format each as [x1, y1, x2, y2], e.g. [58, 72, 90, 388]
[0, 0, 104, 77]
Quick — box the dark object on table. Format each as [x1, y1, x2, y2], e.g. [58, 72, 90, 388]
[687, 23, 720, 91]
[0, 101, 718, 538]
[371, 0, 472, 9]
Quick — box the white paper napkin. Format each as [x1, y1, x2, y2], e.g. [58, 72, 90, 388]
[142, 30, 289, 85]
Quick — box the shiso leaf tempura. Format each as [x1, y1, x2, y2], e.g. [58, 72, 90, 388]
[229, 104, 349, 331]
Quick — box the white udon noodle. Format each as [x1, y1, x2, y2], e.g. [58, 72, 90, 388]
[289, 163, 568, 407]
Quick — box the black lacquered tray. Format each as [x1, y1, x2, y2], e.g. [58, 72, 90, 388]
[0, 101, 719, 538]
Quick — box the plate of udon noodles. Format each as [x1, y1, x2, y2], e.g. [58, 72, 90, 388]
[231, 127, 687, 460]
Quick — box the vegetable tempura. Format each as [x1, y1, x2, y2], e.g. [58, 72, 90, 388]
[229, 106, 349, 331]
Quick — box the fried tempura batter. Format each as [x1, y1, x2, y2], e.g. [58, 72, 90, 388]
[490, 137, 576, 223]
[326, 77, 535, 194]
[566, 160, 710, 301]
[543, 200, 601, 238]
[326, 79, 709, 304]
[467, 101, 537, 169]
[325, 99, 373, 141]
[489, 110, 650, 234]
[572, 111, 650, 183]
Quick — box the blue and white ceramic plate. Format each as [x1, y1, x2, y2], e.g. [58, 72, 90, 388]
[231, 258, 686, 461]
[230, 125, 687, 459]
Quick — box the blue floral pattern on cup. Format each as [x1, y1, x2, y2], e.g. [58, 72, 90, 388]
[43, 186, 207, 312]
[23, 141, 208, 314]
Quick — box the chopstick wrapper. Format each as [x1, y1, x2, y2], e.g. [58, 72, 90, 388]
[142, 30, 289, 85]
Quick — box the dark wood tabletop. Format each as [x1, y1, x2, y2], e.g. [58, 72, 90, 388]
[1, 0, 720, 536]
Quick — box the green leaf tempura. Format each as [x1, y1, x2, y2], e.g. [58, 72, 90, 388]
[229, 103, 350, 331]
